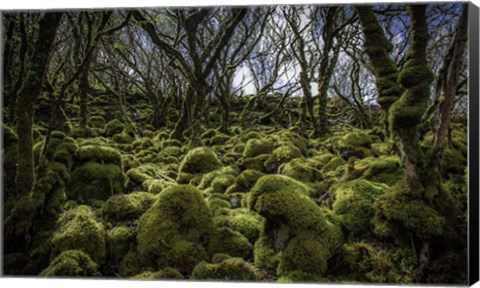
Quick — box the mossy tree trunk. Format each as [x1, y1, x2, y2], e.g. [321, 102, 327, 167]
[5, 12, 63, 254]
[6, 15, 28, 125]
[355, 6, 404, 135]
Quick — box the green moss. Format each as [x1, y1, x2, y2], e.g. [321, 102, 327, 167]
[163, 138, 182, 148]
[335, 131, 374, 159]
[211, 253, 232, 263]
[50, 206, 106, 264]
[277, 232, 329, 279]
[191, 258, 257, 281]
[88, 116, 106, 129]
[161, 146, 183, 157]
[214, 209, 263, 243]
[133, 267, 184, 279]
[113, 132, 134, 144]
[76, 144, 122, 165]
[119, 250, 142, 277]
[210, 134, 231, 146]
[374, 182, 445, 239]
[207, 197, 232, 213]
[240, 154, 269, 172]
[279, 158, 322, 183]
[106, 226, 134, 263]
[126, 164, 173, 188]
[178, 147, 222, 176]
[253, 233, 280, 274]
[361, 156, 403, 186]
[332, 179, 386, 236]
[104, 119, 124, 136]
[321, 157, 346, 176]
[249, 174, 322, 229]
[121, 154, 141, 172]
[441, 148, 466, 175]
[103, 192, 156, 223]
[343, 242, 417, 283]
[40, 250, 99, 277]
[210, 174, 236, 194]
[264, 145, 303, 172]
[208, 227, 252, 260]
[243, 138, 274, 157]
[137, 185, 214, 273]
[68, 161, 124, 201]
[226, 169, 264, 194]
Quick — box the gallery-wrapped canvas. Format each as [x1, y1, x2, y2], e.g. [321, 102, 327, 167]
[1, 1, 479, 286]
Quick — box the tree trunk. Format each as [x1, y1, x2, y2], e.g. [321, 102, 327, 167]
[5, 12, 63, 254]
[355, 6, 404, 133]
[79, 59, 92, 130]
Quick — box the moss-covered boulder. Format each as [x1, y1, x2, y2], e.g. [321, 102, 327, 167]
[103, 192, 156, 223]
[335, 131, 374, 159]
[277, 231, 330, 280]
[226, 169, 264, 194]
[177, 147, 222, 183]
[136, 185, 215, 273]
[361, 156, 403, 186]
[214, 208, 263, 243]
[264, 145, 303, 172]
[248, 175, 329, 278]
[68, 145, 124, 202]
[209, 227, 253, 260]
[133, 267, 184, 279]
[332, 179, 387, 236]
[342, 242, 417, 283]
[243, 138, 274, 157]
[50, 206, 106, 264]
[40, 250, 99, 277]
[106, 226, 135, 263]
[279, 158, 322, 183]
[104, 119, 124, 137]
[88, 116, 106, 129]
[191, 258, 257, 281]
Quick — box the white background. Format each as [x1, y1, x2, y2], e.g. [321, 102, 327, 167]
[0, 0, 479, 288]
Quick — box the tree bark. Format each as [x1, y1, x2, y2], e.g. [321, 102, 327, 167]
[5, 12, 63, 254]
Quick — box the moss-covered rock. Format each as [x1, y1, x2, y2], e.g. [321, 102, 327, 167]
[342, 242, 417, 283]
[88, 116, 106, 129]
[264, 145, 303, 172]
[279, 158, 322, 183]
[277, 232, 330, 280]
[361, 156, 403, 186]
[249, 175, 330, 277]
[40, 250, 99, 277]
[106, 226, 135, 263]
[332, 179, 386, 236]
[335, 131, 374, 159]
[137, 185, 214, 273]
[243, 138, 274, 158]
[50, 206, 106, 264]
[103, 192, 156, 223]
[103, 119, 124, 137]
[209, 227, 253, 260]
[226, 170, 264, 194]
[76, 144, 122, 166]
[178, 147, 222, 180]
[373, 182, 445, 239]
[191, 258, 257, 281]
[68, 160, 124, 202]
[214, 208, 263, 243]
[133, 267, 184, 279]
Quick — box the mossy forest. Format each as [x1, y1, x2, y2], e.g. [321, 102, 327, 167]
[1, 3, 470, 284]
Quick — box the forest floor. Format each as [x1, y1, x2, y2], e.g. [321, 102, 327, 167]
[2, 103, 468, 283]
